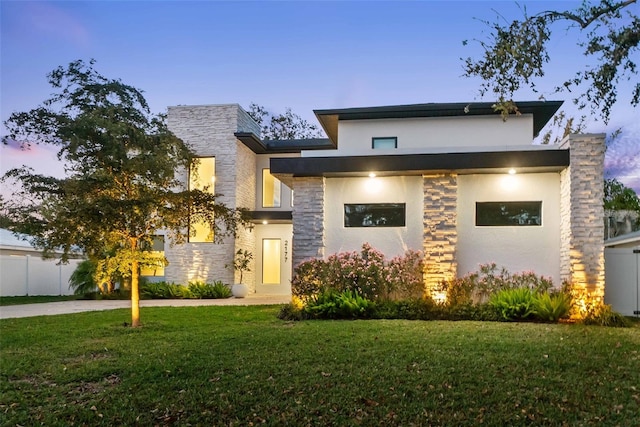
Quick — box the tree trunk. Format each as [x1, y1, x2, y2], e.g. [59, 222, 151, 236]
[130, 238, 141, 327]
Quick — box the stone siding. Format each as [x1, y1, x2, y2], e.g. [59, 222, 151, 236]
[165, 104, 258, 286]
[559, 134, 606, 300]
[423, 174, 458, 294]
[291, 177, 325, 267]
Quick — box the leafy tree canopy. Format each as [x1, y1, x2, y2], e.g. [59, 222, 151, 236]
[464, 0, 638, 123]
[247, 103, 324, 139]
[604, 178, 640, 211]
[1, 60, 250, 326]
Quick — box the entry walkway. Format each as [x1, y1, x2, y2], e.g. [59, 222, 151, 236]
[0, 295, 291, 320]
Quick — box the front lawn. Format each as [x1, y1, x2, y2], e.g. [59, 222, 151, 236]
[1, 306, 638, 426]
[0, 295, 80, 306]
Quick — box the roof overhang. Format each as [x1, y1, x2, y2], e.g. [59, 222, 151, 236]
[271, 149, 569, 185]
[314, 101, 564, 145]
[235, 132, 334, 154]
[248, 210, 292, 224]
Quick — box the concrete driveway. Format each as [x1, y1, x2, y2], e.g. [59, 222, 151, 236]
[0, 295, 291, 320]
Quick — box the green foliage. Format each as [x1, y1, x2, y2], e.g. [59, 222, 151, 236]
[68, 260, 99, 295]
[1, 60, 250, 326]
[188, 281, 232, 299]
[247, 103, 323, 139]
[605, 178, 640, 212]
[489, 288, 537, 321]
[438, 263, 554, 305]
[582, 303, 631, 327]
[226, 249, 252, 283]
[463, 1, 639, 124]
[533, 291, 573, 322]
[291, 244, 425, 302]
[304, 290, 374, 319]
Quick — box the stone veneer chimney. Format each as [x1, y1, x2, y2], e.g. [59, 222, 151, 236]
[559, 134, 606, 309]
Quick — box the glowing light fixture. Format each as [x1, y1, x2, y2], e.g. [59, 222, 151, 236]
[262, 220, 268, 225]
[508, 168, 517, 175]
[368, 172, 377, 178]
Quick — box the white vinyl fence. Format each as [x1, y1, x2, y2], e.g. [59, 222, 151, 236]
[604, 248, 640, 317]
[0, 254, 81, 296]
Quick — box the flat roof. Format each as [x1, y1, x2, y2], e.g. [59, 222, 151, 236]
[234, 132, 334, 154]
[314, 101, 564, 145]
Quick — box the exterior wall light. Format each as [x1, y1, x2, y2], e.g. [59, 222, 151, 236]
[262, 220, 268, 225]
[508, 168, 517, 175]
[368, 172, 377, 178]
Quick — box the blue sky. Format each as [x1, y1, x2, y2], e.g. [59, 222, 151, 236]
[1, 0, 638, 191]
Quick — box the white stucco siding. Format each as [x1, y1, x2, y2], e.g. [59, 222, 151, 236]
[457, 173, 561, 285]
[325, 176, 423, 257]
[305, 115, 534, 157]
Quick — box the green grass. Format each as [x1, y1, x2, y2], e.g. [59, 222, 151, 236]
[0, 295, 80, 306]
[1, 306, 639, 426]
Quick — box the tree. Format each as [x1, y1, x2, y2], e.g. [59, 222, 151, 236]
[247, 103, 323, 139]
[605, 178, 640, 211]
[1, 60, 249, 327]
[463, 1, 638, 123]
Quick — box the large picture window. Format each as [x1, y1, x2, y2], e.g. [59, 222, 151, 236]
[189, 157, 215, 242]
[344, 203, 406, 227]
[476, 201, 542, 226]
[262, 169, 282, 208]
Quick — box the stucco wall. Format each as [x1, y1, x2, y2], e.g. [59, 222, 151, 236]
[306, 115, 534, 157]
[324, 176, 423, 257]
[457, 173, 562, 284]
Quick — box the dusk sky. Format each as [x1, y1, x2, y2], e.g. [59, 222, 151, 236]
[1, 1, 638, 192]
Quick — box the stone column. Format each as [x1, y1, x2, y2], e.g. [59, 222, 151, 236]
[291, 177, 325, 267]
[423, 174, 458, 298]
[559, 134, 606, 307]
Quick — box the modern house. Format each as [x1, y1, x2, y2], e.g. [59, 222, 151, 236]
[156, 101, 605, 306]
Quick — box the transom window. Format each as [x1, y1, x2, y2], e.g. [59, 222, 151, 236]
[476, 201, 542, 226]
[372, 137, 397, 149]
[189, 157, 215, 242]
[344, 203, 406, 227]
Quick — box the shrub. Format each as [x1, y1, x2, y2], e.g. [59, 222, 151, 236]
[439, 264, 555, 305]
[304, 290, 374, 319]
[582, 304, 631, 327]
[140, 282, 190, 299]
[291, 244, 424, 302]
[188, 281, 232, 299]
[489, 288, 536, 321]
[533, 291, 572, 322]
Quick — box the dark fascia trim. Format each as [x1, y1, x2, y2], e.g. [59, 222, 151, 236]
[235, 132, 335, 154]
[248, 211, 293, 223]
[314, 101, 564, 145]
[270, 149, 570, 176]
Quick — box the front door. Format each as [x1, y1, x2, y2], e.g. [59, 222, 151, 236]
[254, 224, 292, 295]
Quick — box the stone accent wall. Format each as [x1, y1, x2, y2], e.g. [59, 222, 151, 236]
[234, 140, 257, 290]
[291, 177, 325, 267]
[165, 104, 258, 286]
[559, 134, 606, 302]
[423, 174, 458, 295]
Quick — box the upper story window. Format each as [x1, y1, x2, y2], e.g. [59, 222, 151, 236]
[262, 169, 282, 208]
[189, 157, 215, 242]
[372, 137, 397, 149]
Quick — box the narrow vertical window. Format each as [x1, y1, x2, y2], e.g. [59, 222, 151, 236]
[372, 137, 397, 149]
[140, 235, 165, 276]
[262, 239, 281, 284]
[189, 157, 215, 242]
[262, 169, 281, 208]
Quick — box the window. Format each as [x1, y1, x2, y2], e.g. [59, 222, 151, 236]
[262, 239, 281, 284]
[476, 201, 542, 226]
[140, 235, 165, 276]
[262, 169, 282, 208]
[189, 157, 215, 242]
[344, 203, 406, 227]
[372, 137, 397, 149]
